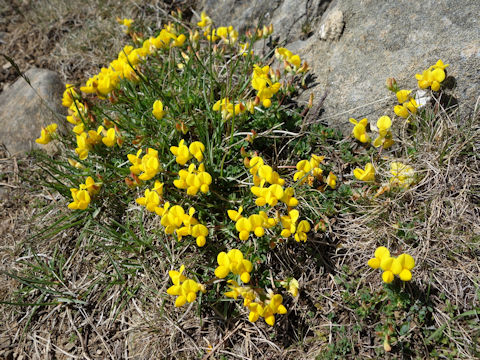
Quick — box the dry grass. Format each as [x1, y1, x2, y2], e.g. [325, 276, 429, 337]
[0, 0, 194, 89]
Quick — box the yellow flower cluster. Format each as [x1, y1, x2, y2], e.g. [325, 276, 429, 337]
[66, 99, 87, 134]
[170, 139, 205, 165]
[61, 83, 78, 107]
[216, 26, 238, 45]
[35, 123, 57, 145]
[293, 155, 337, 189]
[368, 246, 415, 283]
[167, 265, 205, 307]
[135, 180, 164, 212]
[415, 60, 449, 92]
[228, 207, 277, 241]
[350, 116, 393, 149]
[173, 163, 212, 196]
[227, 156, 311, 242]
[251, 65, 281, 108]
[75, 126, 117, 160]
[78, 22, 186, 101]
[214, 249, 253, 283]
[68, 176, 101, 210]
[248, 156, 285, 187]
[224, 281, 287, 326]
[394, 90, 418, 119]
[212, 98, 252, 121]
[158, 205, 209, 246]
[169, 140, 212, 196]
[128, 148, 161, 181]
[389, 162, 415, 189]
[60, 85, 120, 160]
[197, 12, 239, 45]
[275, 47, 309, 73]
[279, 209, 311, 242]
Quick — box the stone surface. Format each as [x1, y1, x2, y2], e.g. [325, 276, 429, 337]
[0, 68, 65, 155]
[198, 0, 480, 132]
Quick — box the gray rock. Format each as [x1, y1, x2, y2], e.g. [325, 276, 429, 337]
[198, 0, 480, 132]
[0, 68, 65, 155]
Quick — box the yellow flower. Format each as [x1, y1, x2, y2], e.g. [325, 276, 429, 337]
[67, 158, 84, 169]
[35, 123, 57, 145]
[189, 141, 205, 162]
[81, 176, 101, 195]
[294, 220, 310, 242]
[68, 188, 90, 210]
[326, 172, 337, 189]
[247, 156, 264, 175]
[235, 217, 252, 241]
[349, 118, 370, 143]
[394, 98, 418, 119]
[368, 247, 415, 283]
[62, 84, 77, 108]
[394, 104, 409, 118]
[161, 205, 185, 234]
[372, 116, 393, 148]
[415, 60, 448, 91]
[197, 12, 212, 29]
[152, 180, 164, 196]
[376, 116, 392, 137]
[367, 246, 390, 269]
[379, 256, 397, 283]
[395, 253, 415, 281]
[167, 266, 204, 307]
[217, 26, 238, 45]
[248, 214, 266, 237]
[280, 209, 299, 238]
[204, 28, 219, 42]
[280, 187, 299, 207]
[214, 249, 253, 283]
[136, 189, 160, 212]
[152, 100, 165, 120]
[128, 149, 143, 175]
[390, 162, 414, 189]
[353, 163, 375, 182]
[227, 206, 243, 222]
[251, 184, 284, 207]
[139, 148, 160, 181]
[431, 59, 449, 70]
[262, 293, 287, 326]
[192, 224, 208, 247]
[170, 139, 192, 165]
[395, 90, 412, 104]
[117, 18, 134, 33]
[168, 265, 186, 286]
[247, 302, 264, 323]
[75, 132, 90, 160]
[102, 128, 116, 147]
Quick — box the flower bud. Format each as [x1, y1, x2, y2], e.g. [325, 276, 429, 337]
[308, 93, 314, 108]
[386, 77, 398, 92]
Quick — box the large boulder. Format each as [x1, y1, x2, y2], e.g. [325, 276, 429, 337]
[199, 0, 480, 131]
[0, 68, 65, 155]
